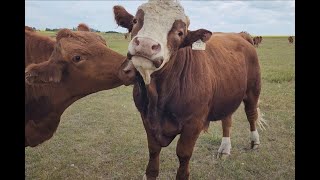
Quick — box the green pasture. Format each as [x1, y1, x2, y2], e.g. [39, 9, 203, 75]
[25, 32, 295, 180]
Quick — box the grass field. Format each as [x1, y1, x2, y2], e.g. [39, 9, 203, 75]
[25, 32, 295, 180]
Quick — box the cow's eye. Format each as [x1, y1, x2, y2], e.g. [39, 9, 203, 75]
[178, 31, 183, 37]
[133, 18, 137, 24]
[72, 55, 81, 63]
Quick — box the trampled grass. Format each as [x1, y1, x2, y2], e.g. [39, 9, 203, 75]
[25, 32, 295, 180]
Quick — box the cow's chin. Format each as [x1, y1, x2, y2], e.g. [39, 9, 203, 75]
[129, 55, 164, 85]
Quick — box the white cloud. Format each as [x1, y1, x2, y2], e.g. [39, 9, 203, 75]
[25, 0, 295, 35]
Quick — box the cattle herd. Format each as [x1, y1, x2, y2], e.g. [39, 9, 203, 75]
[26, 0, 291, 179]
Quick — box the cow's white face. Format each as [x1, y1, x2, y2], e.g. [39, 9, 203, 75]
[113, 0, 212, 84]
[127, 0, 187, 84]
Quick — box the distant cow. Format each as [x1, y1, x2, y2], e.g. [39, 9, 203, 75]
[77, 23, 90, 31]
[25, 26, 137, 147]
[253, 36, 258, 47]
[288, 36, 294, 44]
[253, 36, 262, 47]
[113, 1, 265, 179]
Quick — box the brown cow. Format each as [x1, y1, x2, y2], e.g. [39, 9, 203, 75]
[77, 23, 90, 31]
[253, 36, 260, 47]
[288, 36, 294, 44]
[253, 36, 262, 47]
[113, 1, 265, 179]
[25, 25, 35, 32]
[25, 27, 137, 147]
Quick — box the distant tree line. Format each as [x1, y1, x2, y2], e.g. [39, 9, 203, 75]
[45, 28, 61, 31]
[42, 27, 120, 33]
[105, 31, 120, 33]
[44, 27, 101, 32]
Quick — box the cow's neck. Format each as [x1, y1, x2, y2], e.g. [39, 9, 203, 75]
[26, 84, 85, 117]
[134, 47, 200, 146]
[154, 47, 196, 104]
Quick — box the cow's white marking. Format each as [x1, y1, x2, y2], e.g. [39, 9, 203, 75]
[192, 39, 206, 50]
[218, 137, 231, 155]
[128, 0, 187, 84]
[250, 130, 260, 145]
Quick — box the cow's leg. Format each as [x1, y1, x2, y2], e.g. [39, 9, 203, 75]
[243, 93, 265, 149]
[217, 115, 232, 158]
[176, 121, 202, 180]
[143, 131, 161, 180]
[141, 113, 161, 180]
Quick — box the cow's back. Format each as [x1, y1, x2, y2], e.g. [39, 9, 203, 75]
[25, 30, 56, 67]
[239, 32, 254, 45]
[204, 33, 259, 85]
[206, 33, 259, 120]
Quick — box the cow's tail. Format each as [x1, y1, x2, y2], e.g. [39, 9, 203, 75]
[256, 99, 268, 130]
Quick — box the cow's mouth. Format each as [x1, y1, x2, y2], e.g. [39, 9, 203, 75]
[127, 52, 164, 68]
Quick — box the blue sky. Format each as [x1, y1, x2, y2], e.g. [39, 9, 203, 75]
[25, 0, 295, 35]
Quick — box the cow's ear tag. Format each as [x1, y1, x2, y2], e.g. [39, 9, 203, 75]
[192, 39, 206, 50]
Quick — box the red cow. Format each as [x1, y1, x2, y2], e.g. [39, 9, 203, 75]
[113, 1, 266, 179]
[25, 25, 136, 147]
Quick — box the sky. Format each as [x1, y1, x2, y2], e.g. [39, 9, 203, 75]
[25, 0, 295, 36]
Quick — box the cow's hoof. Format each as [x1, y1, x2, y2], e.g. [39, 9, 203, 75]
[251, 141, 260, 150]
[143, 174, 157, 180]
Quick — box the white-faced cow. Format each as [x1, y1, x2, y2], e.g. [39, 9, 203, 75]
[114, 1, 266, 179]
[25, 26, 136, 147]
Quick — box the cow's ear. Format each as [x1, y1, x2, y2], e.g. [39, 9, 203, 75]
[77, 23, 90, 32]
[56, 28, 74, 41]
[180, 29, 212, 48]
[25, 61, 67, 85]
[113, 5, 134, 32]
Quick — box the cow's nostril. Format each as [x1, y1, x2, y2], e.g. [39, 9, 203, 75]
[134, 38, 140, 46]
[151, 44, 161, 51]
